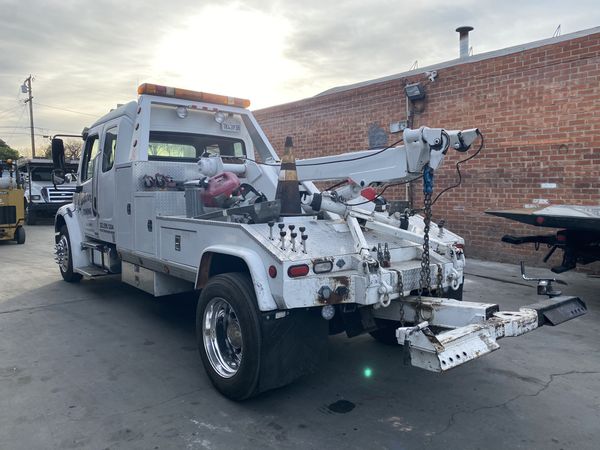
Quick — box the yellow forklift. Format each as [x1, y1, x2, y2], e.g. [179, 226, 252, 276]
[0, 159, 25, 244]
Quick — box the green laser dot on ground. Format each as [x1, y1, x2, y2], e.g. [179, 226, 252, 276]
[363, 367, 373, 378]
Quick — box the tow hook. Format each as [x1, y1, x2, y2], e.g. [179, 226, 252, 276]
[449, 268, 461, 290]
[375, 280, 392, 308]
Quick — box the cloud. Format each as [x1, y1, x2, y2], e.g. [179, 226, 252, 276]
[0, 0, 598, 152]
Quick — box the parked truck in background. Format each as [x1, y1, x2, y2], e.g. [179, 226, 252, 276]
[51, 84, 586, 400]
[18, 158, 78, 224]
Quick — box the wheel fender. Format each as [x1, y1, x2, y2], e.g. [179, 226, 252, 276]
[196, 245, 278, 312]
[55, 204, 89, 270]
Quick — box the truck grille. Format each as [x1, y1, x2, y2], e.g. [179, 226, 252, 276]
[47, 187, 76, 203]
[0, 206, 17, 225]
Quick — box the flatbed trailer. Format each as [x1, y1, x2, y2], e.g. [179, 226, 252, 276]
[487, 205, 600, 273]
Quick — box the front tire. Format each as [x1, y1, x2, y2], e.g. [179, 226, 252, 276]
[57, 225, 82, 283]
[197, 273, 261, 400]
[14, 226, 25, 244]
[26, 207, 36, 225]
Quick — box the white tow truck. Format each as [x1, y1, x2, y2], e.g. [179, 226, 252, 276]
[51, 83, 586, 400]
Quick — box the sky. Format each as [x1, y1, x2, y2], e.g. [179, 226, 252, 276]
[0, 0, 598, 155]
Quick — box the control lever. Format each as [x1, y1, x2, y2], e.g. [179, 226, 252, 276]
[437, 219, 445, 237]
[280, 230, 287, 250]
[268, 221, 275, 240]
[301, 234, 308, 253]
[290, 232, 297, 252]
[520, 261, 567, 298]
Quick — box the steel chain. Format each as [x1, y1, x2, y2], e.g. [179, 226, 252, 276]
[418, 192, 433, 297]
[391, 269, 405, 326]
[399, 302, 405, 327]
[436, 264, 443, 297]
[395, 270, 405, 300]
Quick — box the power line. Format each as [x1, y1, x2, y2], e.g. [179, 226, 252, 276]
[0, 126, 80, 133]
[0, 125, 53, 128]
[0, 129, 81, 139]
[2, 105, 28, 140]
[0, 104, 24, 118]
[34, 102, 98, 117]
[0, 132, 48, 137]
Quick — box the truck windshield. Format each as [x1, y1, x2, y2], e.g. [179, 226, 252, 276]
[30, 168, 53, 182]
[148, 131, 246, 162]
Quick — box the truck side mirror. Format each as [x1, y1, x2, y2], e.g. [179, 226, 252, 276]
[51, 138, 65, 172]
[52, 169, 65, 186]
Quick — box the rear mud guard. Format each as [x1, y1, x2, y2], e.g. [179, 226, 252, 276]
[257, 308, 328, 393]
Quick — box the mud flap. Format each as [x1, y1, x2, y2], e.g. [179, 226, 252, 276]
[258, 308, 328, 393]
[523, 296, 587, 326]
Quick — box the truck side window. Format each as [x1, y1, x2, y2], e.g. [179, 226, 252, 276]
[102, 128, 117, 172]
[81, 136, 99, 182]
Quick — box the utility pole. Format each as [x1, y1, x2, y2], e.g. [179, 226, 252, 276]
[22, 75, 35, 158]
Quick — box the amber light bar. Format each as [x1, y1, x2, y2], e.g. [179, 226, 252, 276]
[137, 83, 251, 108]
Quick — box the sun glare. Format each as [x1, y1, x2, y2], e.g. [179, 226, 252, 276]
[151, 4, 308, 108]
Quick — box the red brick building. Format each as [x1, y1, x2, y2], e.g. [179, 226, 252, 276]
[254, 27, 600, 270]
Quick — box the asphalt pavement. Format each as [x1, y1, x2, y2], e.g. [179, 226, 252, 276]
[1, 226, 599, 449]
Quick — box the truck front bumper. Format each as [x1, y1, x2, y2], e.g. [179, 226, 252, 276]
[28, 202, 69, 216]
[373, 295, 586, 372]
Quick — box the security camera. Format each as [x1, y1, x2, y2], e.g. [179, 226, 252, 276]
[425, 70, 438, 82]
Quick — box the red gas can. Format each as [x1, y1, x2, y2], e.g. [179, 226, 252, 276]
[201, 172, 241, 207]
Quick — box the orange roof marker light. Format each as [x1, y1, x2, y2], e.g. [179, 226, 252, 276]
[137, 83, 251, 109]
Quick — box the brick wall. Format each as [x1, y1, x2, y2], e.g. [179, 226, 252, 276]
[254, 32, 600, 271]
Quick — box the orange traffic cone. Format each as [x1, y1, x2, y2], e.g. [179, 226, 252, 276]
[275, 136, 303, 215]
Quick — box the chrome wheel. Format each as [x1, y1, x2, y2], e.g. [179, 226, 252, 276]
[203, 297, 243, 378]
[55, 234, 70, 273]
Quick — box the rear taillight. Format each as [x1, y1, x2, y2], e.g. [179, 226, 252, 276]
[288, 264, 309, 278]
[268, 265, 277, 278]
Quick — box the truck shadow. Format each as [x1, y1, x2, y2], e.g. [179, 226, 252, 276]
[3, 275, 597, 448]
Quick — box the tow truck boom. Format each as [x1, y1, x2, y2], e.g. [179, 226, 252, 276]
[296, 127, 479, 185]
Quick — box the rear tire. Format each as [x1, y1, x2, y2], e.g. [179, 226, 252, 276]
[196, 273, 261, 400]
[369, 320, 401, 345]
[57, 225, 82, 283]
[14, 226, 25, 244]
[446, 281, 464, 300]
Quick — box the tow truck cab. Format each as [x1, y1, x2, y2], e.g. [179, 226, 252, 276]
[60, 85, 278, 247]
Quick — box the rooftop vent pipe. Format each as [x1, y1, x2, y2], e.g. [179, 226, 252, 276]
[456, 26, 473, 58]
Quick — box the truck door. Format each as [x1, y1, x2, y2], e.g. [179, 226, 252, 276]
[78, 133, 100, 238]
[97, 124, 118, 243]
